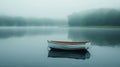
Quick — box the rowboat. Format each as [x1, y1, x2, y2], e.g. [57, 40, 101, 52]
[47, 40, 90, 50]
[48, 49, 90, 59]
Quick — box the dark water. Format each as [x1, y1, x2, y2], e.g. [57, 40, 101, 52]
[0, 27, 120, 67]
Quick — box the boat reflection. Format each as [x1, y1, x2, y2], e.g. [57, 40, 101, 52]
[48, 49, 90, 60]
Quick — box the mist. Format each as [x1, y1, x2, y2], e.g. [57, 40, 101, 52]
[0, 0, 120, 19]
[1, 0, 120, 67]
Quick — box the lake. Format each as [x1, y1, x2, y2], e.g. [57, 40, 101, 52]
[0, 27, 120, 67]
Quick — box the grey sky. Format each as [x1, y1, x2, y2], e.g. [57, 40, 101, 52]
[0, 0, 120, 19]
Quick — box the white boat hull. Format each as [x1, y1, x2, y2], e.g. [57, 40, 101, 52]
[48, 42, 90, 50]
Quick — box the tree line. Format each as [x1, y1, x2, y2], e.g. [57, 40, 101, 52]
[0, 16, 67, 26]
[68, 8, 120, 26]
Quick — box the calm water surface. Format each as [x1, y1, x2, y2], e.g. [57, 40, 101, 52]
[0, 27, 120, 67]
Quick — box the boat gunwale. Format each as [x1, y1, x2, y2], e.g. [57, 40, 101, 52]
[48, 40, 89, 45]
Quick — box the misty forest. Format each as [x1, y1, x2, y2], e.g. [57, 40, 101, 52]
[0, 8, 120, 27]
[0, 16, 67, 26]
[68, 8, 120, 26]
